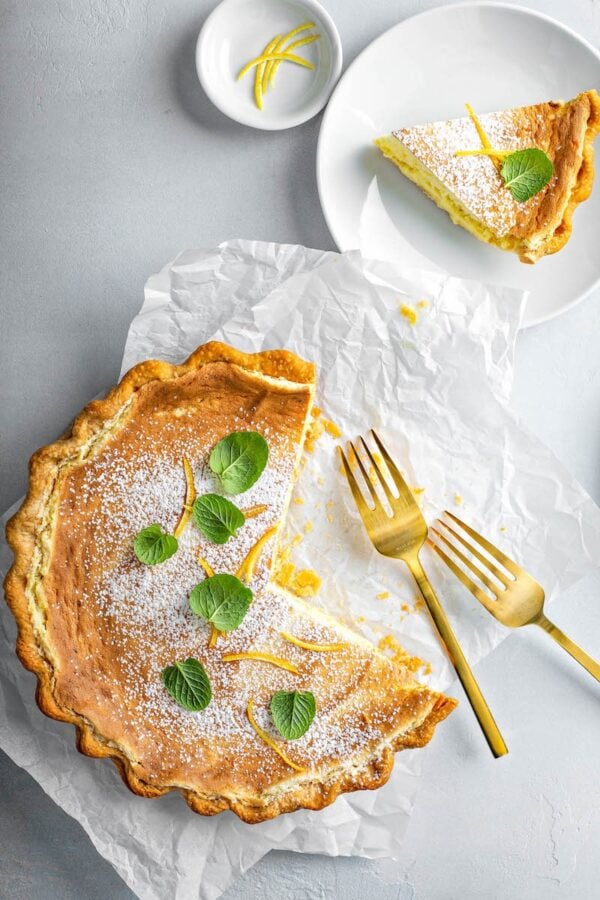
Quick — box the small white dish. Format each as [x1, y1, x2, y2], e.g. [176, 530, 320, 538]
[196, 0, 342, 130]
[317, 2, 600, 328]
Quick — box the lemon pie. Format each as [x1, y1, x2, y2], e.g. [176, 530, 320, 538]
[4, 342, 456, 822]
[375, 90, 600, 263]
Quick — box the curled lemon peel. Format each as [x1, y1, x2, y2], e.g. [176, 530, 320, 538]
[237, 52, 314, 82]
[173, 457, 196, 537]
[197, 555, 215, 578]
[254, 35, 280, 109]
[240, 22, 320, 109]
[208, 625, 220, 648]
[263, 21, 315, 88]
[241, 503, 268, 519]
[279, 632, 347, 653]
[266, 34, 320, 88]
[465, 102, 492, 150]
[235, 525, 278, 585]
[246, 699, 306, 772]
[222, 652, 299, 674]
[461, 103, 504, 172]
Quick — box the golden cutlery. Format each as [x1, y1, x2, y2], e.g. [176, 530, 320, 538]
[429, 511, 600, 683]
[339, 431, 508, 758]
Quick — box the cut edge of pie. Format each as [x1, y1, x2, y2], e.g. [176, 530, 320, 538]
[375, 90, 600, 263]
[4, 341, 457, 823]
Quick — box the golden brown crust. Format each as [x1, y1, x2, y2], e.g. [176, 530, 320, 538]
[517, 90, 600, 262]
[182, 696, 457, 823]
[4, 340, 455, 822]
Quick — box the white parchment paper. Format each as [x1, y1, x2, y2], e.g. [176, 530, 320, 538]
[2, 239, 600, 899]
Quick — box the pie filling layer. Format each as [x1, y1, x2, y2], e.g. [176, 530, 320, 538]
[375, 136, 518, 252]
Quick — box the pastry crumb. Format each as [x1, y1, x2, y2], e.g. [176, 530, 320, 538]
[378, 634, 430, 674]
[322, 417, 342, 439]
[305, 406, 342, 451]
[399, 303, 417, 325]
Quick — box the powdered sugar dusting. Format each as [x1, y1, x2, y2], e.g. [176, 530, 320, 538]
[394, 108, 549, 236]
[50, 386, 403, 790]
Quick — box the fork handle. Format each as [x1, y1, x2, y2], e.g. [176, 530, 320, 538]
[409, 556, 508, 758]
[536, 614, 600, 682]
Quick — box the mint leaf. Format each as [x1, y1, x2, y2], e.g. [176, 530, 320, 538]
[270, 690, 316, 740]
[209, 431, 268, 494]
[189, 573, 252, 631]
[193, 494, 245, 544]
[162, 658, 211, 711]
[133, 524, 178, 565]
[500, 148, 553, 202]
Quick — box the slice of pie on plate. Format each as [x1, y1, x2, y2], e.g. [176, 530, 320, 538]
[4, 342, 456, 823]
[375, 90, 600, 263]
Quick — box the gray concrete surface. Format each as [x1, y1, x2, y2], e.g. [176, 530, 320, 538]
[2, 1, 600, 898]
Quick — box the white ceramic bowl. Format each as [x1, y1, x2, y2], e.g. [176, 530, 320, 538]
[196, 0, 342, 130]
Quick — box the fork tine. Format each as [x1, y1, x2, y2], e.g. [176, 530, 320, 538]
[430, 527, 502, 596]
[338, 446, 371, 524]
[437, 520, 511, 587]
[427, 537, 497, 614]
[444, 511, 521, 577]
[370, 430, 417, 505]
[348, 440, 379, 506]
[358, 436, 396, 505]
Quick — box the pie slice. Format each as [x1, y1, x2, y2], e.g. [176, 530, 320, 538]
[4, 342, 456, 822]
[375, 90, 600, 263]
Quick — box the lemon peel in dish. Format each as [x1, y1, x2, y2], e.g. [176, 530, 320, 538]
[238, 22, 320, 110]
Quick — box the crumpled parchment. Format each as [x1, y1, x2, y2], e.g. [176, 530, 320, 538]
[2, 240, 600, 900]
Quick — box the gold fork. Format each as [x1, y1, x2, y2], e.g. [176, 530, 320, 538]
[429, 511, 600, 682]
[339, 431, 508, 758]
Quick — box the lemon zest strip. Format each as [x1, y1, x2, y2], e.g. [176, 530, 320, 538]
[222, 652, 299, 674]
[263, 19, 315, 87]
[279, 632, 348, 653]
[266, 34, 320, 88]
[274, 20, 315, 47]
[235, 525, 278, 585]
[208, 625, 220, 648]
[246, 699, 306, 772]
[173, 457, 196, 537]
[241, 504, 268, 519]
[465, 102, 492, 150]
[462, 103, 505, 173]
[197, 555, 215, 578]
[254, 35, 280, 109]
[238, 52, 314, 82]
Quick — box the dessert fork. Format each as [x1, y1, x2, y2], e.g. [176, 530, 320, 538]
[339, 431, 508, 758]
[429, 511, 600, 682]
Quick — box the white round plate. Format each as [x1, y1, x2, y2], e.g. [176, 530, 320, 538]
[197, 0, 342, 131]
[317, 2, 600, 327]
